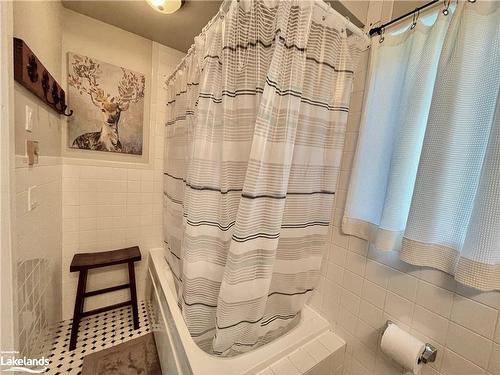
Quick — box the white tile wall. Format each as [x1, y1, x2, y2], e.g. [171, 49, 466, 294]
[13, 1, 64, 354]
[307, 5, 500, 374]
[258, 332, 346, 375]
[60, 43, 184, 320]
[15, 156, 62, 357]
[60, 163, 163, 318]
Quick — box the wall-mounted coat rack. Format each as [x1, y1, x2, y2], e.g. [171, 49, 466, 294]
[13, 37, 73, 117]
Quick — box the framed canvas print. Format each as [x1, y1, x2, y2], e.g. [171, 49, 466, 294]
[67, 53, 145, 155]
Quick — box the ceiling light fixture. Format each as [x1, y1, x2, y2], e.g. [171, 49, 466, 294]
[146, 0, 183, 14]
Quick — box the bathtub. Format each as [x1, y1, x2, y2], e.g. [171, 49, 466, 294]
[147, 248, 332, 375]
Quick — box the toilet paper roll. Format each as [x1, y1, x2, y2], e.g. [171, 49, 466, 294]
[381, 322, 425, 374]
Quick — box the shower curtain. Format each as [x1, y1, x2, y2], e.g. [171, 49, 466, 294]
[164, 0, 363, 356]
[343, 1, 500, 291]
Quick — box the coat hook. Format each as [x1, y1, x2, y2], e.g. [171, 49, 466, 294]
[42, 70, 56, 105]
[61, 108, 74, 117]
[41, 71, 50, 98]
[14, 38, 73, 117]
[51, 81, 60, 106]
[57, 89, 74, 117]
[27, 55, 38, 83]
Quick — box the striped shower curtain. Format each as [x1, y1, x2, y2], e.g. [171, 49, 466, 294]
[164, 0, 363, 356]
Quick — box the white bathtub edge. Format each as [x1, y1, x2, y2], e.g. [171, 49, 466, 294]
[148, 247, 339, 375]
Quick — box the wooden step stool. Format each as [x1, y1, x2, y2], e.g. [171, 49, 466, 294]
[69, 246, 142, 351]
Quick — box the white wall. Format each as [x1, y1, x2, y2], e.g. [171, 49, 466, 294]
[1, 0, 16, 354]
[307, 2, 500, 375]
[12, 0, 64, 357]
[60, 8, 184, 319]
[61, 9, 153, 165]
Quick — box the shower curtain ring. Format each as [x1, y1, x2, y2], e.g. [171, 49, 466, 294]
[442, 0, 451, 15]
[379, 27, 385, 43]
[410, 10, 419, 29]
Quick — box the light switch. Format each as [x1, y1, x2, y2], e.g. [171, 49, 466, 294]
[25, 105, 33, 132]
[28, 185, 39, 211]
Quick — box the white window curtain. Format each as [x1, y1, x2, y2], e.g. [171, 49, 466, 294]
[343, 1, 500, 291]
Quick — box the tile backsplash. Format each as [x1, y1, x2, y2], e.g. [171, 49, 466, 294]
[308, 44, 500, 375]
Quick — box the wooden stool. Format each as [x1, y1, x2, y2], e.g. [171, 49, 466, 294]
[69, 246, 142, 351]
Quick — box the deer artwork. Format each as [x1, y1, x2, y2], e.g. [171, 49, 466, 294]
[67, 55, 145, 153]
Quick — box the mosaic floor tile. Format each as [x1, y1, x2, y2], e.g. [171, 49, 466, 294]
[43, 301, 151, 375]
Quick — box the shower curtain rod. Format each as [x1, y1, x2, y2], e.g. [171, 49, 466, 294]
[165, 0, 368, 86]
[368, 0, 439, 36]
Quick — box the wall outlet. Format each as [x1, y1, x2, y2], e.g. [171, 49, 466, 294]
[25, 104, 34, 132]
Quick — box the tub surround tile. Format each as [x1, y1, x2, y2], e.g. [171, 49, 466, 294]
[416, 280, 454, 318]
[350, 351, 373, 375]
[411, 305, 449, 345]
[387, 270, 418, 302]
[326, 261, 344, 286]
[488, 343, 500, 375]
[288, 348, 317, 374]
[342, 270, 364, 297]
[341, 288, 361, 315]
[303, 339, 331, 363]
[361, 279, 386, 309]
[450, 294, 498, 339]
[359, 299, 384, 330]
[410, 328, 445, 372]
[329, 245, 347, 267]
[355, 319, 379, 350]
[317, 332, 345, 353]
[384, 292, 414, 326]
[348, 237, 369, 257]
[441, 349, 486, 375]
[345, 251, 367, 276]
[374, 351, 403, 375]
[261, 331, 345, 375]
[270, 358, 301, 375]
[338, 308, 358, 335]
[365, 260, 392, 288]
[456, 284, 500, 310]
[305, 357, 333, 375]
[445, 322, 492, 368]
[495, 315, 500, 344]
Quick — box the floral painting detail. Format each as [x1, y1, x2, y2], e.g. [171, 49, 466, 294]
[67, 53, 145, 155]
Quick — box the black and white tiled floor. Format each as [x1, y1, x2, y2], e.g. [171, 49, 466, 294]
[42, 301, 151, 375]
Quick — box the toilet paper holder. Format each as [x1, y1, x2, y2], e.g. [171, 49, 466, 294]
[383, 321, 437, 364]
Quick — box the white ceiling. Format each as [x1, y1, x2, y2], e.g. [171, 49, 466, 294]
[62, 0, 223, 52]
[62, 0, 368, 53]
